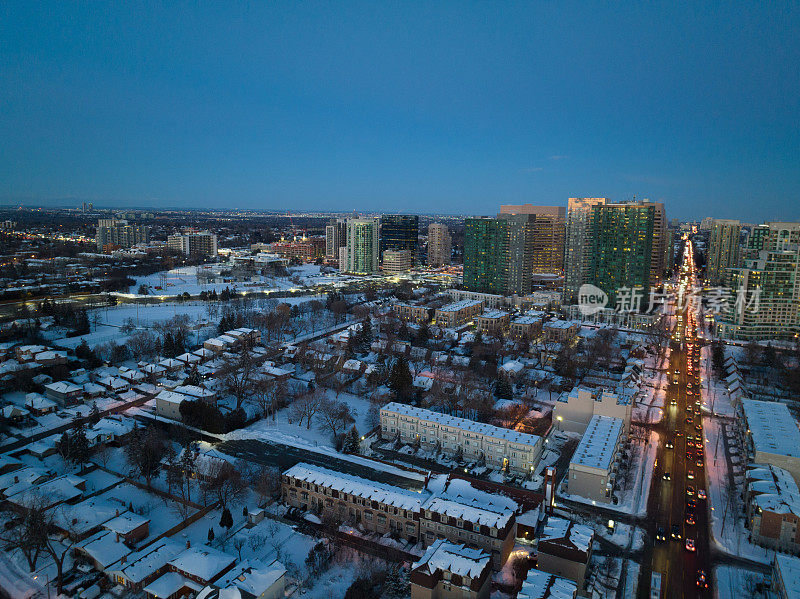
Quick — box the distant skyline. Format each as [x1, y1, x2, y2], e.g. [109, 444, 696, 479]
[1, 3, 798, 221]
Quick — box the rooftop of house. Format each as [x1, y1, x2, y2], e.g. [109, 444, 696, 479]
[211, 558, 287, 597]
[518, 569, 578, 599]
[539, 517, 594, 554]
[413, 538, 490, 579]
[168, 545, 236, 582]
[747, 464, 800, 516]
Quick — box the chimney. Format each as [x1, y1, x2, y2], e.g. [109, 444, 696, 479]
[186, 540, 191, 549]
[120, 555, 126, 564]
[544, 467, 556, 515]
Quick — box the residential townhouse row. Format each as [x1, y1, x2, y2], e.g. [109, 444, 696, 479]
[281, 463, 522, 569]
[379, 402, 544, 475]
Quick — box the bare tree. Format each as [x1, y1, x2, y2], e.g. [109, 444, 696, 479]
[253, 465, 281, 506]
[232, 536, 247, 560]
[127, 330, 159, 361]
[330, 300, 348, 323]
[219, 347, 258, 411]
[5, 496, 79, 594]
[201, 460, 247, 512]
[252, 376, 281, 420]
[289, 387, 325, 429]
[0, 498, 45, 572]
[317, 397, 354, 440]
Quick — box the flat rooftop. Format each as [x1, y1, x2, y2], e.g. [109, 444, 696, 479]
[571, 415, 624, 471]
[382, 402, 542, 448]
[436, 300, 484, 313]
[742, 399, 800, 458]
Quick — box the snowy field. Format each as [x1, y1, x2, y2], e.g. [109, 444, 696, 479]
[129, 264, 351, 298]
[131, 265, 299, 297]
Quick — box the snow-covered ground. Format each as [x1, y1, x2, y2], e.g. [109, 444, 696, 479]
[714, 565, 770, 599]
[225, 389, 372, 449]
[131, 266, 298, 297]
[703, 416, 774, 564]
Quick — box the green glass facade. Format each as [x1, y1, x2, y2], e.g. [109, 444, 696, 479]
[463, 218, 510, 295]
[589, 203, 655, 306]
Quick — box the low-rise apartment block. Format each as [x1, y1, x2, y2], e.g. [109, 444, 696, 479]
[474, 310, 511, 336]
[566, 415, 625, 503]
[420, 478, 518, 568]
[380, 403, 544, 475]
[543, 320, 579, 343]
[740, 399, 800, 486]
[509, 313, 544, 340]
[435, 300, 485, 328]
[410, 540, 492, 599]
[553, 387, 632, 435]
[394, 303, 432, 324]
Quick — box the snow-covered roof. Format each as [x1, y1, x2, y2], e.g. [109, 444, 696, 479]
[211, 558, 286, 597]
[513, 312, 545, 325]
[143, 572, 200, 599]
[0, 466, 47, 494]
[570, 415, 623, 471]
[477, 310, 509, 320]
[436, 300, 483, 312]
[518, 569, 577, 599]
[79, 530, 133, 569]
[43, 380, 82, 394]
[381, 402, 542, 449]
[168, 545, 236, 582]
[539, 517, 594, 554]
[1, 405, 28, 418]
[284, 463, 425, 512]
[156, 390, 189, 405]
[174, 385, 214, 399]
[8, 474, 84, 508]
[747, 464, 800, 516]
[423, 477, 518, 529]
[742, 399, 800, 458]
[104, 512, 149, 535]
[109, 540, 184, 584]
[54, 498, 126, 535]
[413, 539, 490, 579]
[545, 320, 576, 330]
[500, 360, 524, 373]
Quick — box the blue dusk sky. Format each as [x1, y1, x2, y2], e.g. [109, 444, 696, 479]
[1, 2, 798, 221]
